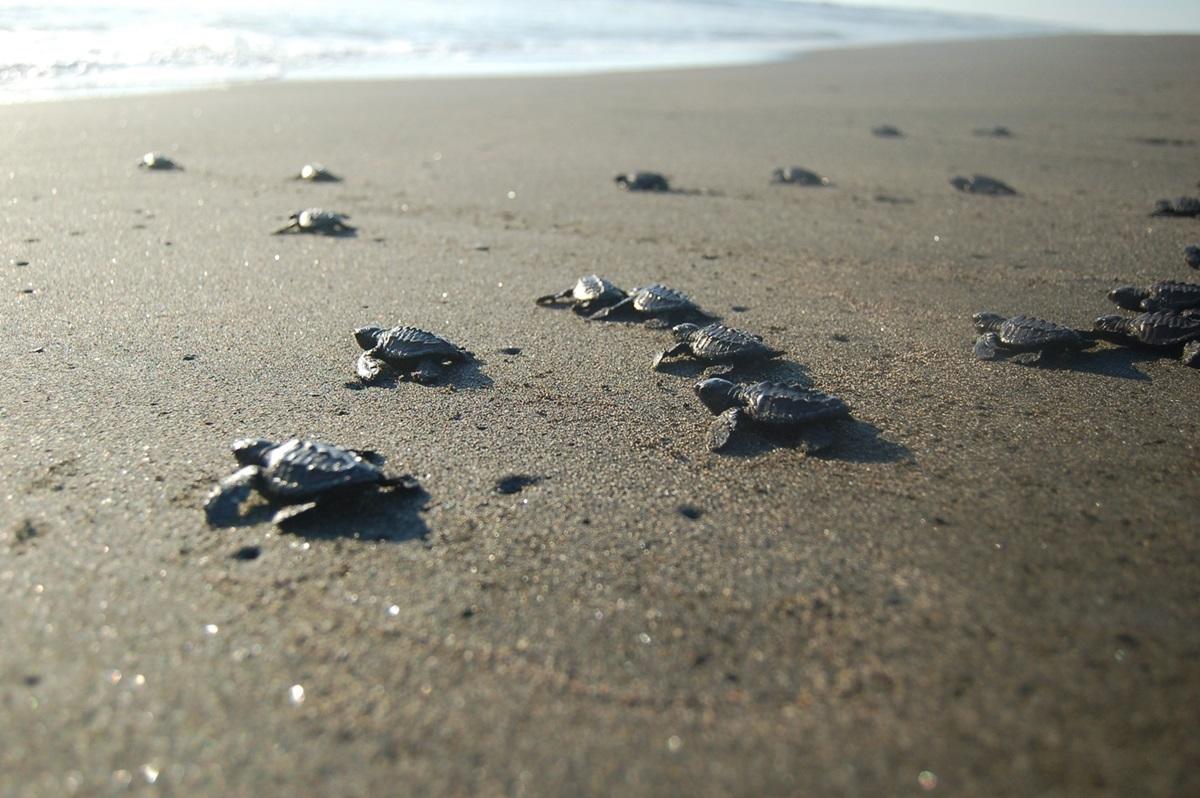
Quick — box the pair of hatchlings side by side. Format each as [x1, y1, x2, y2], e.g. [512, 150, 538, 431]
[973, 277, 1200, 367]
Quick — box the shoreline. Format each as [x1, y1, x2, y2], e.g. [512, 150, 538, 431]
[2, 34, 1198, 797]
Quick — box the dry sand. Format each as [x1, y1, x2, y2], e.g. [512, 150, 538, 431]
[1, 34, 1198, 797]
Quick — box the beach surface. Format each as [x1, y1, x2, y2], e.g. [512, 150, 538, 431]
[1, 35, 1198, 797]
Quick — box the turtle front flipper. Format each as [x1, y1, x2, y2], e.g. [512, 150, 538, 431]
[356, 351, 391, 383]
[271, 501, 320, 526]
[652, 343, 692, 370]
[272, 220, 299, 235]
[707, 407, 743, 452]
[586, 296, 633, 321]
[204, 465, 262, 526]
[973, 333, 1004, 360]
[535, 289, 572, 306]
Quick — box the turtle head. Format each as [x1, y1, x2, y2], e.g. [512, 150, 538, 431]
[1107, 285, 1148, 311]
[231, 437, 276, 467]
[950, 176, 971, 192]
[1092, 314, 1130, 340]
[613, 174, 629, 186]
[353, 325, 385, 351]
[671, 323, 700, 343]
[972, 312, 1006, 333]
[771, 168, 785, 182]
[694, 378, 739, 414]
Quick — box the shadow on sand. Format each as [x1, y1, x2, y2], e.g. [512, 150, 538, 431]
[212, 485, 430, 543]
[712, 418, 912, 464]
[996, 346, 1157, 381]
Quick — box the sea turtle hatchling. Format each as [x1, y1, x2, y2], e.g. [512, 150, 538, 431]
[535, 274, 626, 314]
[1108, 280, 1200, 312]
[653, 322, 783, 370]
[204, 438, 418, 526]
[295, 163, 341, 182]
[771, 167, 830, 186]
[138, 152, 182, 171]
[614, 172, 670, 192]
[972, 312, 1093, 361]
[1184, 245, 1199, 269]
[694, 378, 851, 453]
[273, 208, 355, 235]
[1093, 311, 1200, 365]
[354, 325, 474, 384]
[872, 124, 903, 138]
[950, 175, 1018, 196]
[586, 283, 708, 326]
[1150, 196, 1200, 218]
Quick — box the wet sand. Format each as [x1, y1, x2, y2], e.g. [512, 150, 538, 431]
[1, 34, 1198, 797]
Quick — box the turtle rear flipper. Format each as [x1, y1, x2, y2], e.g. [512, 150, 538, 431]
[356, 351, 391, 383]
[1182, 340, 1200, 367]
[707, 407, 743, 452]
[795, 423, 836, 455]
[973, 333, 1003, 360]
[204, 465, 262, 526]
[409, 359, 444, 385]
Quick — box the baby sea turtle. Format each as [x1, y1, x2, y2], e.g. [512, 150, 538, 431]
[1185, 245, 1200, 269]
[614, 172, 670, 192]
[138, 152, 182, 171]
[771, 167, 830, 186]
[204, 438, 418, 526]
[695, 378, 851, 453]
[653, 322, 783, 370]
[354, 325, 474, 384]
[972, 312, 1093, 361]
[951, 175, 1018, 196]
[295, 163, 341, 182]
[973, 126, 1013, 138]
[872, 125, 903, 138]
[1093, 311, 1200, 363]
[273, 208, 355, 235]
[535, 274, 626, 314]
[1151, 196, 1200, 218]
[586, 282, 707, 325]
[1108, 280, 1200, 312]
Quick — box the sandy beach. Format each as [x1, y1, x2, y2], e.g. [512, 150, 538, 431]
[1, 34, 1198, 796]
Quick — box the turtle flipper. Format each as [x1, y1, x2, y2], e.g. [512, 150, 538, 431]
[356, 351, 391, 383]
[204, 465, 262, 526]
[380, 473, 422, 492]
[410, 359, 444, 385]
[272, 221, 299, 235]
[973, 333, 1003, 360]
[652, 343, 691, 370]
[535, 289, 571, 306]
[707, 407, 743, 452]
[586, 295, 632, 321]
[795, 423, 836, 454]
[1182, 340, 1200, 367]
[271, 501, 320, 525]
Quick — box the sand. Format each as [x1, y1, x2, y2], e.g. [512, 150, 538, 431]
[1, 34, 1198, 797]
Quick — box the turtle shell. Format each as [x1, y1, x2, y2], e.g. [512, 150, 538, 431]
[259, 439, 384, 500]
[297, 209, 346, 229]
[738, 382, 850, 428]
[619, 172, 670, 192]
[631, 284, 696, 314]
[952, 175, 1017, 196]
[1118, 311, 1200, 347]
[373, 326, 468, 362]
[689, 323, 775, 362]
[998, 315, 1085, 350]
[773, 167, 828, 186]
[1144, 281, 1200, 311]
[573, 274, 623, 304]
[1153, 196, 1200, 217]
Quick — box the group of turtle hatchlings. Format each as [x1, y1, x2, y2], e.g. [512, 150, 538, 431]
[972, 252, 1200, 368]
[140, 153, 1197, 525]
